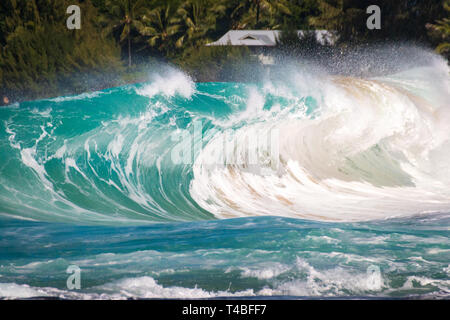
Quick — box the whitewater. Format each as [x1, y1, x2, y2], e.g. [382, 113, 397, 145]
[0, 48, 449, 299]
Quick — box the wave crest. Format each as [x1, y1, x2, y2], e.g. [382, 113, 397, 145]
[190, 58, 450, 221]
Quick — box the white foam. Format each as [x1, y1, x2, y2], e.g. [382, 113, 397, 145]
[98, 276, 254, 299]
[239, 264, 290, 280]
[48, 91, 103, 103]
[0, 277, 256, 300]
[0, 283, 49, 299]
[137, 69, 195, 99]
[401, 276, 450, 293]
[190, 63, 450, 222]
[254, 258, 387, 296]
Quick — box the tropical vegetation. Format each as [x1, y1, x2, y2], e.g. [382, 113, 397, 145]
[0, 0, 448, 103]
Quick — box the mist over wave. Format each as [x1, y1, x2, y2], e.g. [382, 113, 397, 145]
[0, 47, 449, 224]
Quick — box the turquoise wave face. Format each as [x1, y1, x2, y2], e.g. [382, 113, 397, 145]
[0, 80, 239, 223]
[1, 75, 316, 224]
[0, 64, 449, 298]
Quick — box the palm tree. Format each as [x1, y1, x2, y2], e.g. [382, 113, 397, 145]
[175, 0, 222, 47]
[254, 0, 291, 25]
[138, 4, 184, 57]
[228, 0, 291, 29]
[102, 0, 147, 67]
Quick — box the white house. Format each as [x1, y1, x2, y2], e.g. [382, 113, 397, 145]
[206, 30, 336, 47]
[206, 30, 336, 65]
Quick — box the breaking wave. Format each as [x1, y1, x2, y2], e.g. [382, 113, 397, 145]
[1, 51, 449, 224]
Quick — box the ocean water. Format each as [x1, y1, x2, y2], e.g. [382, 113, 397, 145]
[0, 56, 449, 299]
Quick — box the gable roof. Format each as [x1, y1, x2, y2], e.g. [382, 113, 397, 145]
[206, 30, 279, 46]
[206, 30, 336, 47]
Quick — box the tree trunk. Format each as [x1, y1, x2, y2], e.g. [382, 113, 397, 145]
[128, 33, 131, 68]
[256, 2, 260, 24]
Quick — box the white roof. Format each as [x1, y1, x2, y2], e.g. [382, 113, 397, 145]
[206, 30, 336, 46]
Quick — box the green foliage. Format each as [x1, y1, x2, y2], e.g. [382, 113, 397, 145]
[0, 0, 448, 103]
[284, 0, 320, 29]
[210, 0, 291, 30]
[138, 3, 185, 58]
[176, 0, 220, 47]
[177, 45, 261, 82]
[100, 0, 150, 66]
[0, 0, 123, 102]
[310, 0, 445, 44]
[228, 0, 292, 29]
[427, 0, 450, 60]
